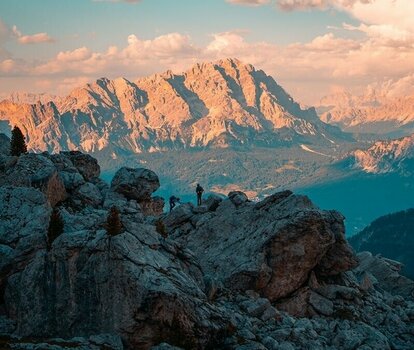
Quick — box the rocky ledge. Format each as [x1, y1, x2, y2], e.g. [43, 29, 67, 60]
[0, 136, 413, 350]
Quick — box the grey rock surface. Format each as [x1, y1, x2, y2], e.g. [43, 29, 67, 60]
[0, 151, 413, 350]
[169, 191, 357, 301]
[61, 151, 100, 181]
[111, 167, 160, 202]
[0, 133, 10, 155]
[1, 153, 67, 206]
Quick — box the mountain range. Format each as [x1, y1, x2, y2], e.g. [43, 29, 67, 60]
[352, 133, 414, 174]
[0, 58, 347, 155]
[317, 85, 414, 137]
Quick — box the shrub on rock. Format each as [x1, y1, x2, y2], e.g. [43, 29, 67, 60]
[47, 207, 64, 250]
[106, 206, 122, 236]
[155, 219, 168, 238]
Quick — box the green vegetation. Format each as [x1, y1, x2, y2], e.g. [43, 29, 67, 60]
[47, 208, 64, 250]
[106, 206, 122, 236]
[349, 208, 414, 278]
[155, 219, 167, 238]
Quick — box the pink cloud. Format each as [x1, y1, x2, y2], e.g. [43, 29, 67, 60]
[0, 26, 413, 105]
[226, 0, 271, 6]
[12, 25, 55, 44]
[18, 33, 55, 44]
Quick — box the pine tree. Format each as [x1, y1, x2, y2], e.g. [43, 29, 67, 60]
[47, 208, 64, 250]
[10, 126, 27, 156]
[106, 206, 122, 236]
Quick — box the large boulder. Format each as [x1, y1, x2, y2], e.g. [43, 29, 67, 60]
[111, 167, 160, 202]
[170, 191, 358, 301]
[61, 151, 100, 181]
[73, 182, 103, 207]
[2, 153, 66, 206]
[3, 224, 229, 349]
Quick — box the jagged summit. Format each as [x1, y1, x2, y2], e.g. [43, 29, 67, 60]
[0, 58, 347, 154]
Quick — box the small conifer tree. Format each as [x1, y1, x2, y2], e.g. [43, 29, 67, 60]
[47, 208, 64, 250]
[10, 126, 27, 156]
[106, 206, 122, 236]
[155, 219, 168, 238]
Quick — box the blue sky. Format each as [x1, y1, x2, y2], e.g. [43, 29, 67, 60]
[0, 0, 413, 103]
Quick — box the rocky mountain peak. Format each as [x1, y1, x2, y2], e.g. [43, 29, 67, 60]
[0, 59, 348, 154]
[352, 133, 414, 174]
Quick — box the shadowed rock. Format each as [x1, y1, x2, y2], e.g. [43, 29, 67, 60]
[111, 167, 160, 202]
[1, 153, 66, 206]
[61, 151, 100, 181]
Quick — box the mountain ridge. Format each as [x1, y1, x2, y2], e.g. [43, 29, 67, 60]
[317, 85, 414, 136]
[0, 58, 349, 154]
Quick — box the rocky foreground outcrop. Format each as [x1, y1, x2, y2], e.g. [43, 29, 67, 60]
[0, 143, 413, 349]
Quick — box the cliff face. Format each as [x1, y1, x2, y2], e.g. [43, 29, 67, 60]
[0, 59, 347, 155]
[0, 140, 413, 350]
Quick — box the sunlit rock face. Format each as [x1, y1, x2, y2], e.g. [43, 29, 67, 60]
[317, 89, 414, 135]
[0, 151, 413, 350]
[0, 58, 346, 155]
[351, 133, 414, 174]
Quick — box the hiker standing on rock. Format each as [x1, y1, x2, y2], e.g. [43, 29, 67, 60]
[196, 183, 204, 206]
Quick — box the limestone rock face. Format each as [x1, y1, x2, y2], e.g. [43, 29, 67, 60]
[111, 167, 160, 202]
[169, 191, 358, 301]
[1, 153, 67, 206]
[0, 59, 347, 155]
[0, 133, 10, 155]
[0, 186, 50, 287]
[351, 133, 414, 175]
[1, 152, 413, 350]
[61, 151, 100, 180]
[354, 251, 414, 298]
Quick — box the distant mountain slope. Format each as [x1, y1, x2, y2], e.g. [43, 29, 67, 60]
[0, 58, 348, 154]
[351, 133, 414, 174]
[5, 92, 63, 105]
[317, 86, 414, 136]
[349, 209, 414, 279]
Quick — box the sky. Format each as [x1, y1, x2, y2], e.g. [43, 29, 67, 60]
[0, 0, 414, 104]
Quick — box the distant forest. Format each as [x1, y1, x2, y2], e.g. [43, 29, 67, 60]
[350, 208, 414, 278]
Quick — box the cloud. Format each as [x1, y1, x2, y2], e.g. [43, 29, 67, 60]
[226, 0, 271, 6]
[12, 25, 55, 44]
[276, 0, 372, 11]
[18, 33, 55, 44]
[1, 24, 414, 104]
